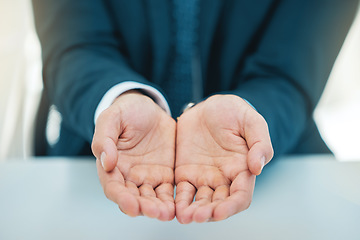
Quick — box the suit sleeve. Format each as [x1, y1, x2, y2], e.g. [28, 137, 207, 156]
[231, 0, 358, 156]
[32, 0, 155, 143]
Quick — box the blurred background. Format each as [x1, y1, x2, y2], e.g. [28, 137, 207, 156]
[0, 1, 359, 161]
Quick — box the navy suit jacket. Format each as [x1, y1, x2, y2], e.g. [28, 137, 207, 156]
[32, 0, 358, 156]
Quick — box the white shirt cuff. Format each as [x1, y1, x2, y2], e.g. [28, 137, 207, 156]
[94, 81, 171, 124]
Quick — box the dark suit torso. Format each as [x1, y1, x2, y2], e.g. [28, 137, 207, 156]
[32, 0, 358, 157]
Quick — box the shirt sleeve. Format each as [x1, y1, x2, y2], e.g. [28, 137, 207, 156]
[94, 81, 171, 124]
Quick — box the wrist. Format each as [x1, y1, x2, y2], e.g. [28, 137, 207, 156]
[112, 89, 166, 118]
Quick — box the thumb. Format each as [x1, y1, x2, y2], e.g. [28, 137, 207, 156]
[91, 108, 122, 172]
[247, 141, 273, 175]
[243, 112, 274, 176]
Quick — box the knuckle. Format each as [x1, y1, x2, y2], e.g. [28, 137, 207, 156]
[257, 114, 268, 127]
[269, 147, 274, 159]
[91, 138, 101, 156]
[103, 183, 113, 200]
[265, 140, 274, 160]
[244, 194, 253, 210]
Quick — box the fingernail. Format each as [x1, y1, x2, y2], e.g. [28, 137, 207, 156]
[260, 156, 266, 172]
[100, 152, 106, 169]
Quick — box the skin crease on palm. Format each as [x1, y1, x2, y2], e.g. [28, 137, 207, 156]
[92, 92, 273, 224]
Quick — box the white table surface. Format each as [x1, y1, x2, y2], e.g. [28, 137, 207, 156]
[0, 155, 359, 240]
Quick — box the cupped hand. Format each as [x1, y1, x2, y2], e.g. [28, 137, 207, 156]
[175, 95, 273, 224]
[92, 91, 176, 221]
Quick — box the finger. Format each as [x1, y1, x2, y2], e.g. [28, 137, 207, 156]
[96, 158, 124, 188]
[137, 197, 162, 219]
[212, 192, 251, 221]
[139, 184, 156, 198]
[92, 108, 123, 172]
[138, 184, 161, 219]
[213, 172, 255, 221]
[243, 112, 274, 175]
[117, 191, 141, 217]
[175, 182, 196, 224]
[104, 182, 141, 217]
[180, 199, 208, 224]
[192, 185, 230, 222]
[140, 184, 174, 222]
[194, 185, 214, 202]
[212, 185, 230, 202]
[247, 142, 273, 175]
[179, 186, 214, 223]
[192, 186, 214, 223]
[125, 180, 140, 196]
[155, 183, 175, 221]
[96, 159, 141, 217]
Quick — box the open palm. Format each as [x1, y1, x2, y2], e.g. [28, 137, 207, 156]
[93, 92, 176, 221]
[175, 95, 272, 223]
